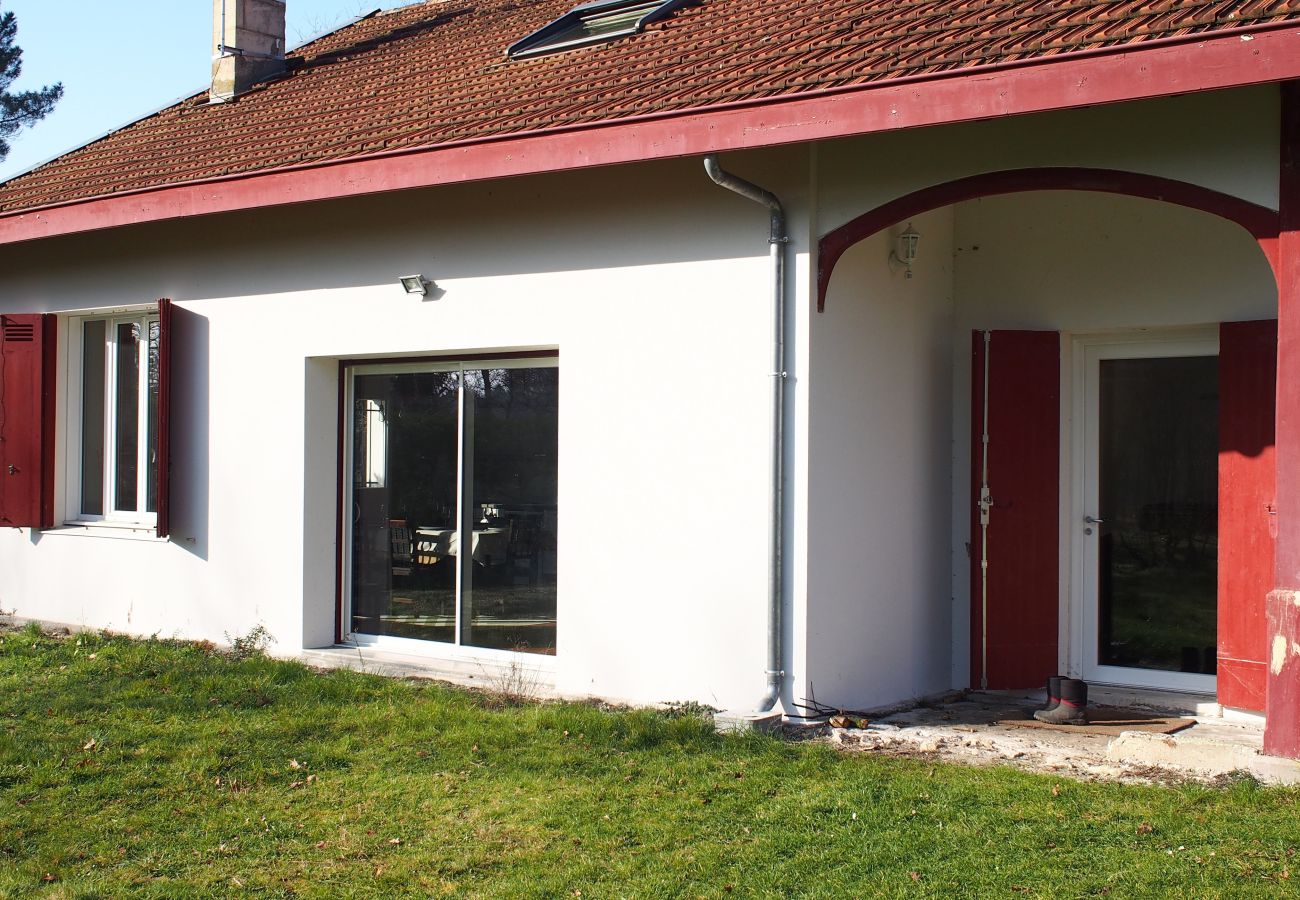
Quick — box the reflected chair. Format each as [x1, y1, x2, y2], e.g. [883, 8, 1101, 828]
[506, 515, 541, 586]
[389, 519, 413, 577]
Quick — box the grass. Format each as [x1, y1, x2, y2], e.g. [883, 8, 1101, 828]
[0, 627, 1297, 898]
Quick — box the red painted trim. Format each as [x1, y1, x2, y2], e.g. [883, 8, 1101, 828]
[2, 26, 1299, 246]
[1264, 82, 1300, 758]
[1275, 82, 1300, 589]
[155, 298, 173, 539]
[334, 360, 347, 646]
[818, 168, 1282, 311]
[39, 314, 56, 530]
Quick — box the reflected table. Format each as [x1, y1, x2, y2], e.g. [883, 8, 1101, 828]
[414, 526, 509, 566]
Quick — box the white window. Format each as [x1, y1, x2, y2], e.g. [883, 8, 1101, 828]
[66, 313, 161, 525]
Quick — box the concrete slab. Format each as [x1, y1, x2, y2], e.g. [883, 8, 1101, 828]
[299, 645, 557, 699]
[715, 710, 784, 734]
[819, 692, 1300, 785]
[1107, 729, 1300, 784]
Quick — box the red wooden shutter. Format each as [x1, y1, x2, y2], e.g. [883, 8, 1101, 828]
[1217, 319, 1277, 712]
[155, 299, 173, 538]
[970, 330, 1060, 689]
[0, 314, 56, 529]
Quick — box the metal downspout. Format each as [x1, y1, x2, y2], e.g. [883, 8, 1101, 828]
[703, 154, 787, 713]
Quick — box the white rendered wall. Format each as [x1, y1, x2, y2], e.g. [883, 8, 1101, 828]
[815, 86, 1280, 236]
[0, 157, 799, 711]
[805, 209, 956, 711]
[804, 85, 1279, 710]
[0, 85, 1282, 714]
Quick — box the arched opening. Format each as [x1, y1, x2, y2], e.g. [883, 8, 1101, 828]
[807, 173, 1280, 715]
[817, 167, 1281, 312]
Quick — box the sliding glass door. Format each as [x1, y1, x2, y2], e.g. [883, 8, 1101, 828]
[346, 358, 558, 655]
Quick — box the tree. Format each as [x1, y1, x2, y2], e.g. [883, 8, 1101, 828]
[0, 7, 61, 162]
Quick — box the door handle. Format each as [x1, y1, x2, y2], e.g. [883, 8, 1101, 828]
[1083, 515, 1104, 525]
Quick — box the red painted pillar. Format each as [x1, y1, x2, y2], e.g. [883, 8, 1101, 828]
[1219, 320, 1276, 713]
[1265, 83, 1300, 759]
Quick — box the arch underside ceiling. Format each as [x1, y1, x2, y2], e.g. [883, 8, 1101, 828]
[817, 167, 1282, 311]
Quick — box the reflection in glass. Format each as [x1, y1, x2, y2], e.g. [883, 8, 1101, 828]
[1098, 356, 1218, 674]
[349, 363, 559, 655]
[463, 368, 559, 654]
[351, 371, 460, 642]
[81, 320, 106, 516]
[114, 323, 140, 512]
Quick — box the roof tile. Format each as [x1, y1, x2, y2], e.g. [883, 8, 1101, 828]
[1, 0, 1297, 213]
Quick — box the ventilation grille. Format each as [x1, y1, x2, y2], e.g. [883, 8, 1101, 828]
[1, 319, 35, 344]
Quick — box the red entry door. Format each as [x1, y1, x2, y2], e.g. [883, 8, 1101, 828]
[970, 330, 1061, 689]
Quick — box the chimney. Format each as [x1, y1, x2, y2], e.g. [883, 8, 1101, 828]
[211, 0, 287, 102]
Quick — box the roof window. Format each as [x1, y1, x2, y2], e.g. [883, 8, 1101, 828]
[507, 0, 690, 59]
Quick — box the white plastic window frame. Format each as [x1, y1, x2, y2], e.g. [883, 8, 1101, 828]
[64, 309, 160, 528]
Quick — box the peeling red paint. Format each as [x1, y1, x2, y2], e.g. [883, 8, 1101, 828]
[1264, 590, 1300, 757]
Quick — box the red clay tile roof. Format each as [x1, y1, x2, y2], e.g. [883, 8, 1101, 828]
[1, 0, 1298, 214]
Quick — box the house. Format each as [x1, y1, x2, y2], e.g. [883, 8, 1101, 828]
[1, 0, 1298, 758]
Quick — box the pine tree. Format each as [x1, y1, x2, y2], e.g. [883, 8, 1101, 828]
[0, 8, 61, 162]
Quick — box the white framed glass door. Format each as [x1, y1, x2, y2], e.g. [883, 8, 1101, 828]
[342, 357, 559, 658]
[1073, 333, 1219, 693]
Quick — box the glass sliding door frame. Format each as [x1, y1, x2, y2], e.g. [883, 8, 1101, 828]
[340, 355, 558, 660]
[1070, 331, 1218, 694]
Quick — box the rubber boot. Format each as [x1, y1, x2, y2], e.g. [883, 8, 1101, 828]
[1039, 676, 1064, 712]
[1033, 678, 1087, 725]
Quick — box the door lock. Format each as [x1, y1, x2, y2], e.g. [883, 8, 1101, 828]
[1083, 514, 1102, 535]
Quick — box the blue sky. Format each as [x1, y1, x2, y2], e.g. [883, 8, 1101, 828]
[0, 1, 411, 182]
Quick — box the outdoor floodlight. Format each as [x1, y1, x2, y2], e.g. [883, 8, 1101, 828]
[399, 274, 433, 296]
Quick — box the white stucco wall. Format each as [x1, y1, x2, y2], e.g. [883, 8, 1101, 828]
[805, 85, 1280, 710]
[815, 86, 1280, 235]
[805, 209, 956, 710]
[0, 157, 805, 711]
[0, 83, 1284, 715]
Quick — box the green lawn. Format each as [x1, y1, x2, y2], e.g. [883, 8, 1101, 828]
[1, 626, 1296, 898]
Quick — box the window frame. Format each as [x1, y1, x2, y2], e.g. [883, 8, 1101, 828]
[339, 354, 559, 660]
[64, 309, 161, 528]
[506, 0, 691, 59]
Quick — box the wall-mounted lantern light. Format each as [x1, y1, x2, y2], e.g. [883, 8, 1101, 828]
[889, 223, 921, 279]
[399, 274, 433, 296]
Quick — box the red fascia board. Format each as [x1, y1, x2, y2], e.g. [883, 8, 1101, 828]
[1, 25, 1298, 245]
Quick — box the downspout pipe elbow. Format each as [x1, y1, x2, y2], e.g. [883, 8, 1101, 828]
[703, 154, 786, 244]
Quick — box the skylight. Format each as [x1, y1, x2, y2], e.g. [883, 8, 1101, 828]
[507, 0, 691, 59]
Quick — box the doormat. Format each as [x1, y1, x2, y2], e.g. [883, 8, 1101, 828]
[995, 706, 1195, 737]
